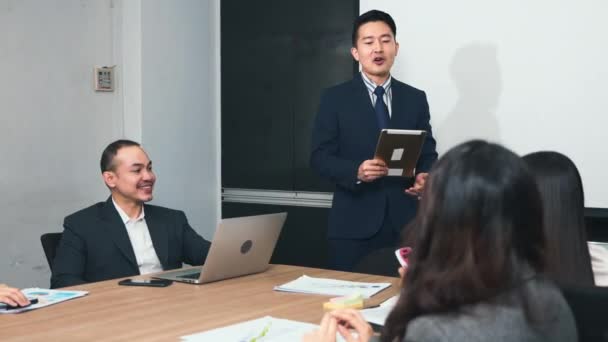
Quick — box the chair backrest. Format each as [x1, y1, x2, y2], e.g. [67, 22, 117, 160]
[40, 232, 62, 271]
[353, 247, 400, 277]
[562, 285, 608, 342]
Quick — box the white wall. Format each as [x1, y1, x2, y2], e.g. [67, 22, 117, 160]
[0, 0, 220, 287]
[140, 0, 220, 240]
[361, 0, 608, 208]
[0, 0, 121, 287]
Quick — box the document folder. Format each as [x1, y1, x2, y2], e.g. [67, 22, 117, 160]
[374, 129, 426, 178]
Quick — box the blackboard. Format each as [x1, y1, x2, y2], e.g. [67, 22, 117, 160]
[221, 0, 358, 192]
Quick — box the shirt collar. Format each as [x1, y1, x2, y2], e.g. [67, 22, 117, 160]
[112, 197, 145, 224]
[360, 72, 392, 93]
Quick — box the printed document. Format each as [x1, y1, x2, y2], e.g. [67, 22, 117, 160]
[274, 275, 390, 298]
[181, 316, 348, 342]
[0, 288, 88, 314]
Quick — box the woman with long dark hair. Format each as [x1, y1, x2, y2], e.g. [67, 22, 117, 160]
[304, 141, 576, 342]
[523, 151, 607, 286]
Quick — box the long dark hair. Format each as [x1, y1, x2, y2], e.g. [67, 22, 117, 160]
[523, 151, 594, 286]
[383, 140, 546, 342]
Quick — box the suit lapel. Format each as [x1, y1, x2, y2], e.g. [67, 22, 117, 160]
[144, 206, 169, 269]
[354, 73, 376, 113]
[389, 79, 415, 129]
[390, 80, 402, 127]
[100, 197, 138, 270]
[352, 74, 382, 133]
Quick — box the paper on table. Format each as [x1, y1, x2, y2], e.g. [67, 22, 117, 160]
[180, 316, 347, 342]
[0, 288, 88, 314]
[360, 295, 399, 326]
[273, 275, 391, 298]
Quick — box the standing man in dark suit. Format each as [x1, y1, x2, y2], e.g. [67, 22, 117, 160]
[51, 140, 211, 288]
[310, 10, 438, 271]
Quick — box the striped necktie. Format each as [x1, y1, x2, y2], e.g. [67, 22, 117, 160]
[373, 86, 389, 129]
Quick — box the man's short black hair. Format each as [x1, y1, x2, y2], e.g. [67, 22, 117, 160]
[352, 10, 397, 47]
[100, 139, 141, 172]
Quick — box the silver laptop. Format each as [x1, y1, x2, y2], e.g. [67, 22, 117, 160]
[153, 212, 286, 284]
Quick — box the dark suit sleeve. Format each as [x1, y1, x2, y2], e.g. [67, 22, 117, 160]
[177, 211, 211, 266]
[415, 91, 438, 173]
[50, 220, 87, 288]
[310, 90, 361, 191]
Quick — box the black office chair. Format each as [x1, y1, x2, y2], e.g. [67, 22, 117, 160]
[40, 232, 62, 271]
[562, 285, 608, 342]
[353, 247, 400, 277]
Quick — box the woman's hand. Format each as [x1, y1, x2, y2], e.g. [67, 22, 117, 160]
[303, 309, 374, 342]
[302, 312, 339, 342]
[330, 309, 374, 342]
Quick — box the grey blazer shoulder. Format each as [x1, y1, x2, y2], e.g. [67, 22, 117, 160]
[403, 278, 577, 342]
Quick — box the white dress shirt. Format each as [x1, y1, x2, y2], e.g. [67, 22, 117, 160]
[112, 199, 163, 275]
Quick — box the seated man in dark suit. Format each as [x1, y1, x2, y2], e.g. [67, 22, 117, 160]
[51, 140, 211, 288]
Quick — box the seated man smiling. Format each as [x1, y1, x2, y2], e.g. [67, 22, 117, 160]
[51, 140, 211, 288]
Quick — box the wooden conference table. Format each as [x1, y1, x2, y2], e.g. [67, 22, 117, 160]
[1, 265, 398, 341]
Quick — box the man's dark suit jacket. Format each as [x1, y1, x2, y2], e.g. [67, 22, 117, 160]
[51, 197, 211, 288]
[310, 74, 438, 240]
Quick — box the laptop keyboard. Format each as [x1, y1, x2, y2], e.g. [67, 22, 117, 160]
[178, 272, 201, 279]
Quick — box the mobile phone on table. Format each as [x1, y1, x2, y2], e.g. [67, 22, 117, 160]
[395, 247, 412, 267]
[118, 279, 173, 287]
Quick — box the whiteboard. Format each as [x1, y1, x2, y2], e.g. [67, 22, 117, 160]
[361, 0, 608, 208]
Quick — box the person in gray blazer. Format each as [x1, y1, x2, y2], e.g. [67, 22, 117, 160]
[304, 141, 577, 342]
[51, 140, 211, 288]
